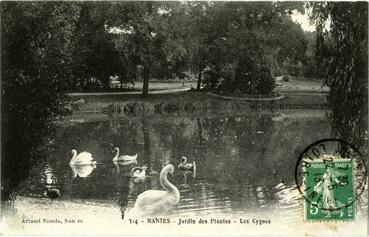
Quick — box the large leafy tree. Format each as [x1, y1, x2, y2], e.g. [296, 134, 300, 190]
[1, 2, 81, 201]
[309, 2, 368, 147]
[110, 2, 169, 95]
[71, 2, 124, 90]
[198, 2, 307, 94]
[183, 2, 214, 90]
[160, 2, 192, 80]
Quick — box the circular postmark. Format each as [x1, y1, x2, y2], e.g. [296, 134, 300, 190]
[295, 138, 367, 212]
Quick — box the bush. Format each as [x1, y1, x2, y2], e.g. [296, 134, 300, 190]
[233, 60, 275, 95]
[255, 66, 275, 94]
[203, 67, 221, 91]
[204, 58, 275, 95]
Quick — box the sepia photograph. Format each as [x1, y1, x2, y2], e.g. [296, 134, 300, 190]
[1, 1, 368, 236]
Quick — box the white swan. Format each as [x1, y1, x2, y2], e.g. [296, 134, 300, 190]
[131, 165, 148, 179]
[129, 164, 180, 217]
[178, 156, 196, 172]
[112, 147, 138, 163]
[69, 149, 96, 165]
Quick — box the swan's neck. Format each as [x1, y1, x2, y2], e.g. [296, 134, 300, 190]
[160, 170, 180, 201]
[113, 148, 119, 159]
[70, 164, 77, 177]
[70, 152, 77, 164]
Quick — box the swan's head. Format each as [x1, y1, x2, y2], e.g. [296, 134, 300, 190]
[165, 164, 175, 175]
[70, 149, 77, 157]
[112, 147, 119, 154]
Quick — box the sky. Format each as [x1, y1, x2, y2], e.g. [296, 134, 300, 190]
[290, 9, 316, 32]
[108, 4, 317, 34]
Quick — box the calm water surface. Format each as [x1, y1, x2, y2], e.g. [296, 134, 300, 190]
[22, 109, 361, 219]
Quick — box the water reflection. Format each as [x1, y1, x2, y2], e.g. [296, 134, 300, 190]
[114, 160, 138, 166]
[180, 170, 196, 184]
[273, 182, 302, 224]
[41, 165, 58, 188]
[38, 164, 62, 202]
[20, 110, 354, 218]
[70, 164, 96, 178]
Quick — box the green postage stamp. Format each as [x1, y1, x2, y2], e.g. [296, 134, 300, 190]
[304, 158, 355, 221]
[295, 138, 366, 222]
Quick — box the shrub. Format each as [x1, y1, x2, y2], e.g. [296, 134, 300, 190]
[205, 59, 275, 95]
[234, 60, 275, 95]
[232, 57, 256, 94]
[203, 67, 221, 91]
[255, 66, 275, 94]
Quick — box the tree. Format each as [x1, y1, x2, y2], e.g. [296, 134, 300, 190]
[309, 2, 368, 147]
[1, 2, 80, 201]
[71, 2, 124, 91]
[160, 2, 192, 80]
[303, 31, 325, 79]
[110, 2, 169, 95]
[200, 2, 305, 94]
[183, 2, 213, 90]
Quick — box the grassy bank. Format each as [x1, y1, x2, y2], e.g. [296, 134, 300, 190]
[70, 77, 328, 94]
[71, 91, 327, 109]
[66, 91, 328, 122]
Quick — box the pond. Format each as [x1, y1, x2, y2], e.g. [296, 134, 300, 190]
[17, 109, 367, 223]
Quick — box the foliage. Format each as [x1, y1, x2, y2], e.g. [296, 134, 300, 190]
[107, 2, 171, 95]
[70, 2, 126, 91]
[215, 58, 275, 95]
[302, 31, 325, 79]
[308, 2, 368, 147]
[200, 2, 299, 94]
[255, 66, 275, 94]
[1, 2, 80, 201]
[106, 1, 308, 94]
[13, 2, 309, 95]
[181, 2, 214, 90]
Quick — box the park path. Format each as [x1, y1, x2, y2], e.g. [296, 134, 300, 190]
[68, 79, 329, 96]
[68, 88, 328, 97]
[68, 87, 191, 96]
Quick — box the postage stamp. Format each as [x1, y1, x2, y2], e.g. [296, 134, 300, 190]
[304, 159, 355, 221]
[295, 138, 367, 222]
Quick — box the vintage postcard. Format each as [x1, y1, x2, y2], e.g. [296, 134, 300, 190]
[1, 1, 368, 236]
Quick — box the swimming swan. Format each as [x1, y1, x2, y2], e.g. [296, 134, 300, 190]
[69, 149, 96, 165]
[112, 147, 138, 163]
[131, 165, 148, 179]
[178, 156, 196, 172]
[129, 164, 180, 217]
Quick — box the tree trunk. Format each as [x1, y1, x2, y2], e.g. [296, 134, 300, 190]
[196, 68, 202, 90]
[142, 67, 149, 96]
